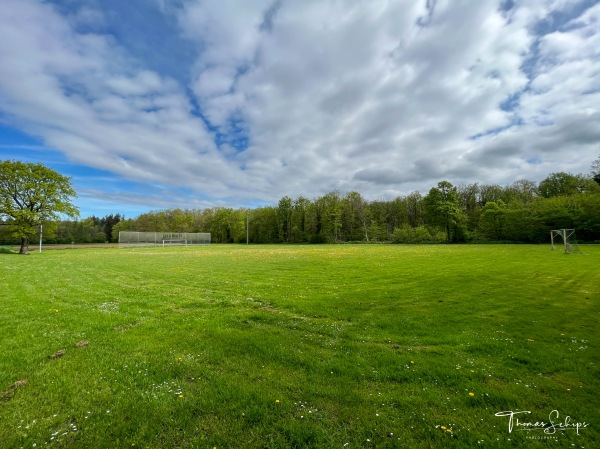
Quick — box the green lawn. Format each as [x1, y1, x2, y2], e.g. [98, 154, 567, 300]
[1, 244, 598, 448]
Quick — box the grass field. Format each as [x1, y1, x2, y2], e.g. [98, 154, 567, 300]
[1, 244, 598, 448]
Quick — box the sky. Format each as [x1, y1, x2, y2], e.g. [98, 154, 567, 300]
[0, 0, 599, 218]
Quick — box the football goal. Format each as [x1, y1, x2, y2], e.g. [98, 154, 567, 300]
[550, 229, 581, 254]
[119, 232, 211, 247]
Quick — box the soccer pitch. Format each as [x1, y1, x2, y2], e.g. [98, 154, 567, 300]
[1, 244, 598, 448]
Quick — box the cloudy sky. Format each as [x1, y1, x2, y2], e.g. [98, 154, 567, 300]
[1, 0, 599, 217]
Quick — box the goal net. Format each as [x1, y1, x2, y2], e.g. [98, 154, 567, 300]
[118, 232, 211, 247]
[550, 229, 582, 254]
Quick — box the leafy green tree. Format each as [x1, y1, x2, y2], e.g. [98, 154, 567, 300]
[342, 192, 375, 241]
[75, 218, 105, 243]
[386, 196, 409, 232]
[458, 183, 480, 231]
[0, 160, 78, 254]
[424, 181, 466, 242]
[504, 179, 538, 204]
[248, 206, 278, 243]
[310, 196, 327, 243]
[391, 224, 444, 243]
[479, 200, 507, 240]
[405, 191, 424, 227]
[573, 192, 600, 241]
[478, 184, 504, 205]
[102, 214, 122, 242]
[209, 207, 243, 243]
[369, 200, 392, 241]
[111, 218, 135, 242]
[502, 202, 535, 242]
[291, 196, 310, 242]
[277, 196, 293, 242]
[321, 191, 343, 242]
[538, 172, 596, 198]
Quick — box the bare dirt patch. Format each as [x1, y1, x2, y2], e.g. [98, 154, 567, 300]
[1, 379, 27, 401]
[49, 349, 66, 359]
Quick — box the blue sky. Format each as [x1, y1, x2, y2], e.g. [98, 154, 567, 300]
[1, 0, 599, 218]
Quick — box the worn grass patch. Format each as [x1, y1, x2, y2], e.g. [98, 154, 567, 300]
[1, 244, 598, 448]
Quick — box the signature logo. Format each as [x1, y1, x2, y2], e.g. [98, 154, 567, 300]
[495, 410, 589, 435]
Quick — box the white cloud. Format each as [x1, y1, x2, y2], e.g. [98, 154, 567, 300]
[0, 0, 250, 199]
[0, 0, 599, 215]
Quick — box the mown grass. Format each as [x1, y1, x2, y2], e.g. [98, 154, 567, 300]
[1, 244, 598, 448]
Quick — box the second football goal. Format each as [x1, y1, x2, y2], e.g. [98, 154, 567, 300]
[118, 232, 211, 247]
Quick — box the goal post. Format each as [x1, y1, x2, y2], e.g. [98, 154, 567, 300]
[550, 229, 581, 254]
[118, 232, 211, 247]
[162, 239, 187, 247]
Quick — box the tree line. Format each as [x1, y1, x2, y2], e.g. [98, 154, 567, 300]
[107, 172, 599, 244]
[2, 164, 600, 247]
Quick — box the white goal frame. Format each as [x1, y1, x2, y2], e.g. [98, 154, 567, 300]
[162, 239, 187, 247]
[550, 229, 581, 254]
[119, 232, 211, 247]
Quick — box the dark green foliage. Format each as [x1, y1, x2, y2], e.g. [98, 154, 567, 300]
[309, 234, 327, 244]
[538, 172, 598, 198]
[391, 225, 445, 243]
[277, 196, 293, 242]
[423, 181, 468, 242]
[479, 200, 507, 240]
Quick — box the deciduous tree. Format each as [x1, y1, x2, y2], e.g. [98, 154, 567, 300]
[424, 181, 466, 242]
[479, 200, 507, 240]
[538, 172, 595, 198]
[0, 160, 78, 254]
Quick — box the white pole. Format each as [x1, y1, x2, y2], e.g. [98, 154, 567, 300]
[39, 224, 43, 253]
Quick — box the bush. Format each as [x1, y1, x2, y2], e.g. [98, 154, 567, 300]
[391, 225, 445, 243]
[309, 234, 327, 244]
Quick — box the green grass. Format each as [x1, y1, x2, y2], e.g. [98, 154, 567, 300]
[1, 244, 598, 448]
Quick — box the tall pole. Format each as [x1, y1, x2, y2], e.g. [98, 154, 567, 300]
[39, 223, 43, 253]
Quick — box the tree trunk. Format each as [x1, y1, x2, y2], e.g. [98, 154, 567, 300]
[19, 237, 29, 255]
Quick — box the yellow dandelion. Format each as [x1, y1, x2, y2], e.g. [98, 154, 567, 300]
[441, 426, 447, 430]
[446, 429, 452, 433]
[469, 392, 475, 397]
[178, 394, 184, 398]
[275, 399, 280, 403]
